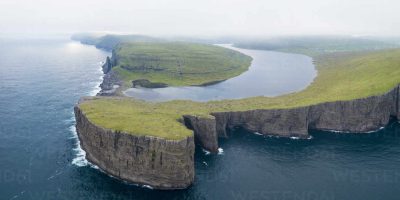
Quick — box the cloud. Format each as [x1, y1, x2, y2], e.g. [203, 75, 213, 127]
[0, 0, 399, 37]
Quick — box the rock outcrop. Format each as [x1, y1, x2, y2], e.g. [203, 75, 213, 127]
[74, 99, 195, 190]
[102, 56, 113, 73]
[102, 49, 118, 73]
[183, 115, 219, 153]
[98, 70, 122, 96]
[186, 85, 400, 152]
[98, 49, 122, 96]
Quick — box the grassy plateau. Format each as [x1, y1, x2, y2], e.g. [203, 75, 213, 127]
[79, 46, 400, 140]
[112, 42, 252, 88]
[234, 36, 400, 57]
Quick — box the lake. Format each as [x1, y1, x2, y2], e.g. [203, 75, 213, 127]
[124, 44, 317, 101]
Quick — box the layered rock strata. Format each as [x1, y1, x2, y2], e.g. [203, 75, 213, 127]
[74, 100, 195, 190]
[188, 85, 400, 151]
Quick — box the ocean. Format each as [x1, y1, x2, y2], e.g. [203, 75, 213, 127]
[1, 37, 400, 200]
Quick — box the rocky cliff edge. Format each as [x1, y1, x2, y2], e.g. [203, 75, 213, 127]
[185, 84, 400, 152]
[74, 99, 195, 190]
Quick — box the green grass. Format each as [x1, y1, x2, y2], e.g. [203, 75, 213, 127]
[79, 48, 400, 140]
[234, 36, 400, 57]
[80, 98, 193, 140]
[111, 42, 252, 87]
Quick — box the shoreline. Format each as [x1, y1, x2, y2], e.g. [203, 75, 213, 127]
[120, 44, 317, 101]
[73, 38, 400, 190]
[72, 59, 107, 168]
[74, 83, 400, 189]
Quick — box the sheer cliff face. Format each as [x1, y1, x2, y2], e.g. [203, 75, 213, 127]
[397, 85, 400, 119]
[189, 85, 400, 152]
[74, 106, 195, 190]
[183, 115, 219, 153]
[213, 107, 310, 138]
[75, 84, 399, 189]
[307, 88, 397, 132]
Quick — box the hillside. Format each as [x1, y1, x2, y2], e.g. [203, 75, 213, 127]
[111, 42, 252, 87]
[234, 36, 400, 56]
[79, 48, 400, 140]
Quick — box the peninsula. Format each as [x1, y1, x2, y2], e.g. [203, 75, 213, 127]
[100, 42, 252, 95]
[74, 34, 400, 189]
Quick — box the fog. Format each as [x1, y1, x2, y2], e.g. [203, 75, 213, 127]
[0, 0, 399, 37]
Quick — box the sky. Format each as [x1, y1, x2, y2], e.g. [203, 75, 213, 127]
[0, 0, 399, 37]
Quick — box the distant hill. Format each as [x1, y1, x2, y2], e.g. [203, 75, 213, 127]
[234, 36, 400, 56]
[71, 33, 162, 50]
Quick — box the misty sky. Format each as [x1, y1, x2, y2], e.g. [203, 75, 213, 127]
[0, 0, 399, 37]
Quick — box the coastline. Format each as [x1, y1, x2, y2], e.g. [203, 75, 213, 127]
[74, 103, 195, 189]
[73, 38, 400, 190]
[71, 61, 106, 167]
[74, 83, 400, 189]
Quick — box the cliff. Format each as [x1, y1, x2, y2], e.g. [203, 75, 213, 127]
[78, 79, 399, 189]
[74, 99, 195, 189]
[98, 49, 122, 96]
[96, 51, 400, 152]
[186, 85, 400, 151]
[75, 34, 400, 190]
[183, 115, 219, 153]
[98, 70, 122, 96]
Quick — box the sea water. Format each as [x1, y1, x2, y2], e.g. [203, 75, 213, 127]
[1, 37, 400, 200]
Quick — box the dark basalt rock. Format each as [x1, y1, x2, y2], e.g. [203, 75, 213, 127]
[76, 85, 400, 189]
[74, 100, 195, 190]
[102, 56, 112, 73]
[86, 54, 400, 187]
[307, 91, 396, 132]
[185, 85, 400, 152]
[183, 115, 219, 153]
[98, 70, 122, 96]
[212, 107, 310, 138]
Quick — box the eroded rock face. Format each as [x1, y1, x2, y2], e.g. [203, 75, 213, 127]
[307, 89, 397, 132]
[183, 115, 219, 153]
[186, 85, 400, 151]
[76, 82, 399, 188]
[102, 56, 112, 74]
[212, 107, 310, 138]
[98, 70, 121, 96]
[74, 104, 195, 190]
[396, 85, 400, 119]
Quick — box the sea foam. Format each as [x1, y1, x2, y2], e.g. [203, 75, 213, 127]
[70, 125, 89, 167]
[71, 61, 104, 167]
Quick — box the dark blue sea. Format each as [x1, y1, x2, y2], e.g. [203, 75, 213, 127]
[1, 37, 400, 200]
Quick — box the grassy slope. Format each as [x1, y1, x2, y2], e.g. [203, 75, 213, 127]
[234, 36, 399, 57]
[112, 42, 252, 87]
[80, 49, 400, 140]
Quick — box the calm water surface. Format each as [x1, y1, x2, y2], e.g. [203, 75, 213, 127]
[124, 44, 317, 101]
[1, 38, 400, 200]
